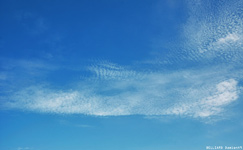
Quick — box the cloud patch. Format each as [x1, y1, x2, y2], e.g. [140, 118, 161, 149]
[151, 0, 243, 66]
[166, 79, 239, 118]
[3, 64, 240, 120]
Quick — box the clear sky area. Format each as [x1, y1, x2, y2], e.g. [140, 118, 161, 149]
[0, 0, 243, 150]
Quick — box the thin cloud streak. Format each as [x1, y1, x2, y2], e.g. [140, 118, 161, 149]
[17, 147, 31, 150]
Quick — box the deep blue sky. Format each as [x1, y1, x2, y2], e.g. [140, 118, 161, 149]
[0, 0, 243, 150]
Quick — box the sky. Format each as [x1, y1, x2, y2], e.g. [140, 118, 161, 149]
[0, 0, 243, 150]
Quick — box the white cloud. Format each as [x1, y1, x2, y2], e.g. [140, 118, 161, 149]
[166, 79, 239, 118]
[4, 63, 240, 120]
[1, 0, 242, 123]
[88, 61, 138, 80]
[217, 34, 240, 44]
[151, 0, 243, 65]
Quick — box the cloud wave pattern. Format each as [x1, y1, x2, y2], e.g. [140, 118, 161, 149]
[1, 0, 242, 121]
[5, 65, 240, 119]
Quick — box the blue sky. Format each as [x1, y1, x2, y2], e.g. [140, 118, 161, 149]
[0, 0, 243, 150]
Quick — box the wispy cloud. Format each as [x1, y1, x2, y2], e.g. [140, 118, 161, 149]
[88, 61, 139, 80]
[181, 0, 243, 63]
[3, 63, 241, 121]
[166, 79, 239, 118]
[1, 0, 242, 122]
[0, 58, 58, 91]
[0, 58, 57, 71]
[17, 147, 32, 150]
[150, 0, 243, 66]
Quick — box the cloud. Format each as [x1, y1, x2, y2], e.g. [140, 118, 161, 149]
[88, 61, 138, 80]
[217, 33, 240, 44]
[3, 62, 241, 120]
[150, 0, 243, 66]
[0, 58, 57, 71]
[166, 79, 239, 118]
[1, 0, 242, 123]
[182, 0, 243, 62]
[0, 58, 59, 93]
